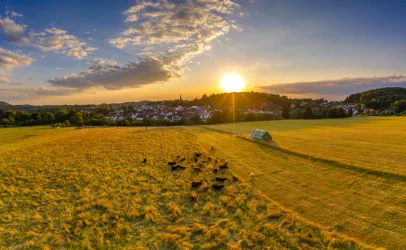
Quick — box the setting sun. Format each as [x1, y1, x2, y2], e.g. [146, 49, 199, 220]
[221, 73, 245, 93]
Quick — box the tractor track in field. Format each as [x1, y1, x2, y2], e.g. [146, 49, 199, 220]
[199, 126, 406, 182]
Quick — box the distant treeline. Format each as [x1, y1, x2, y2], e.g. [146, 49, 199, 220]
[1, 88, 405, 127]
[345, 87, 406, 112]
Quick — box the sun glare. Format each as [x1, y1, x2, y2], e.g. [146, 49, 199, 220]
[221, 73, 245, 92]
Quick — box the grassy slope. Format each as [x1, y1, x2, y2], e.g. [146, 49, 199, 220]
[203, 117, 406, 177]
[186, 123, 406, 249]
[0, 127, 370, 249]
[0, 126, 76, 152]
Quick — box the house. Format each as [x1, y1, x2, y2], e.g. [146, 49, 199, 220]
[152, 114, 165, 121]
[135, 115, 145, 121]
[364, 108, 376, 114]
[183, 112, 196, 120]
[172, 115, 181, 122]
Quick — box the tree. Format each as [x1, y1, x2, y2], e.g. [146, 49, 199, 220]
[64, 120, 72, 127]
[1, 118, 9, 126]
[192, 113, 202, 124]
[282, 106, 290, 119]
[75, 112, 84, 126]
[355, 103, 363, 113]
[43, 112, 55, 124]
[303, 107, 315, 119]
[245, 113, 257, 121]
[327, 107, 339, 118]
[348, 108, 353, 117]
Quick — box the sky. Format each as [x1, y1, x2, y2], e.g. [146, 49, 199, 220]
[0, 0, 405, 105]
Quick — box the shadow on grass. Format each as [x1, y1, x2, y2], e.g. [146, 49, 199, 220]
[199, 126, 406, 182]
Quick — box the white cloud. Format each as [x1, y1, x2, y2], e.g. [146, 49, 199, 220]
[10, 11, 23, 18]
[33, 28, 96, 59]
[49, 0, 241, 91]
[0, 47, 34, 84]
[0, 47, 34, 70]
[102, 0, 241, 90]
[44, 27, 67, 35]
[0, 70, 10, 83]
[0, 17, 30, 45]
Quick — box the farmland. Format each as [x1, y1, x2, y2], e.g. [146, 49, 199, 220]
[0, 127, 370, 249]
[202, 117, 406, 177]
[185, 117, 406, 249]
[0, 118, 404, 249]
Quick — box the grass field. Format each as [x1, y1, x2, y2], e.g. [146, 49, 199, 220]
[0, 127, 370, 249]
[0, 126, 76, 153]
[182, 117, 406, 249]
[203, 117, 406, 177]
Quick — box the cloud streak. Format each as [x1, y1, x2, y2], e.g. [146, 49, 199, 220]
[261, 75, 406, 98]
[48, 57, 175, 90]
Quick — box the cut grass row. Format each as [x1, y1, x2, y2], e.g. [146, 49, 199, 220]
[200, 125, 406, 181]
[187, 126, 406, 249]
[0, 127, 371, 249]
[204, 117, 406, 177]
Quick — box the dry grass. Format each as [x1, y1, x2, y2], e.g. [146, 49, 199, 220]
[0, 127, 371, 249]
[188, 119, 406, 249]
[204, 117, 406, 177]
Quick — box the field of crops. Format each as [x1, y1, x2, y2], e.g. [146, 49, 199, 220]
[0, 127, 369, 249]
[203, 117, 406, 177]
[184, 117, 406, 249]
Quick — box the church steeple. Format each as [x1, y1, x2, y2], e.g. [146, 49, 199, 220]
[180, 94, 183, 101]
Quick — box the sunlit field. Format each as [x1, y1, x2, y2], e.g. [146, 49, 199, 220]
[0, 126, 76, 153]
[203, 117, 406, 177]
[183, 117, 406, 249]
[0, 127, 371, 249]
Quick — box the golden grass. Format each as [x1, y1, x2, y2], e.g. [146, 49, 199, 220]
[0, 126, 76, 152]
[0, 127, 371, 249]
[187, 121, 406, 249]
[204, 117, 406, 177]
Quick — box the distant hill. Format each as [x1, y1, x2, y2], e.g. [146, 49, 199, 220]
[345, 87, 406, 110]
[0, 101, 12, 109]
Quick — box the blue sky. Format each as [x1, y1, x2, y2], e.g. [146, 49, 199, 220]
[0, 0, 405, 104]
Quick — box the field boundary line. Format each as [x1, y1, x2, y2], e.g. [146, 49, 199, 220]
[198, 125, 406, 182]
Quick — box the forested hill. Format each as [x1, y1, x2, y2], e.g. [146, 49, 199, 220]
[345, 87, 406, 110]
[0, 101, 12, 109]
[186, 92, 291, 109]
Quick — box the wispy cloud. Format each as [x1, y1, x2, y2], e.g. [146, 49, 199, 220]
[33, 27, 96, 59]
[0, 47, 34, 83]
[10, 11, 23, 18]
[0, 85, 78, 100]
[50, 0, 241, 91]
[0, 70, 10, 83]
[261, 75, 406, 98]
[0, 17, 30, 45]
[0, 47, 34, 70]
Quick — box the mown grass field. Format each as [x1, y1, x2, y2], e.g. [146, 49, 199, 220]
[0, 127, 370, 249]
[203, 117, 406, 177]
[183, 117, 406, 249]
[0, 126, 76, 153]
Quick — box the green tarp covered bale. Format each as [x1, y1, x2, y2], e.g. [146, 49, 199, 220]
[251, 129, 272, 141]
